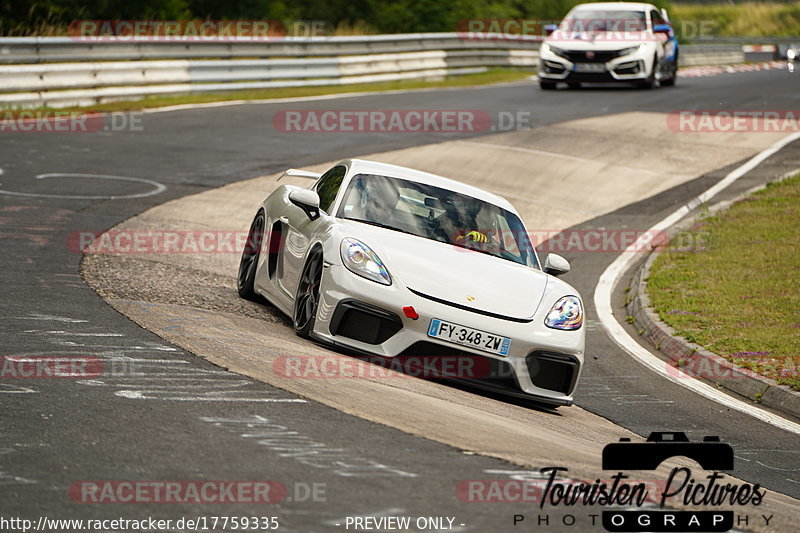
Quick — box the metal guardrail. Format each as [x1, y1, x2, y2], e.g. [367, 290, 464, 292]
[0, 34, 542, 108]
[680, 43, 744, 66]
[0, 34, 540, 63]
[0, 35, 772, 108]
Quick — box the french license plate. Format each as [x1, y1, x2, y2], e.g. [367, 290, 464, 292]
[427, 319, 511, 356]
[574, 62, 606, 73]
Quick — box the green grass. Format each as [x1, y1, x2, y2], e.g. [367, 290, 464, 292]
[23, 68, 531, 113]
[671, 2, 800, 39]
[647, 174, 800, 391]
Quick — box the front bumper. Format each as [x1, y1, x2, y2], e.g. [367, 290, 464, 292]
[539, 47, 651, 83]
[311, 264, 585, 406]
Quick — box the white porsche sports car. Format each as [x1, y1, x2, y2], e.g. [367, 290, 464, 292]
[237, 159, 585, 406]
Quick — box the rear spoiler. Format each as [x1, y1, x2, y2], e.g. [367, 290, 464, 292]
[277, 168, 322, 181]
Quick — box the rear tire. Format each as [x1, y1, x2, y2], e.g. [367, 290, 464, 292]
[237, 211, 264, 300]
[539, 81, 557, 90]
[661, 56, 678, 87]
[293, 247, 323, 338]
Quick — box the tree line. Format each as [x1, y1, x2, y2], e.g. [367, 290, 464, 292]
[1, 0, 672, 36]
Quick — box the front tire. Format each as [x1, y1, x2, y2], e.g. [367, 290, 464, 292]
[637, 55, 657, 89]
[237, 211, 264, 300]
[293, 247, 323, 338]
[539, 81, 557, 90]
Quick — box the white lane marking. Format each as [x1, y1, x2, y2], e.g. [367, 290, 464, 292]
[0, 469, 37, 485]
[594, 130, 800, 436]
[203, 415, 417, 478]
[24, 330, 124, 336]
[116, 390, 306, 402]
[0, 384, 36, 394]
[455, 140, 661, 175]
[0, 173, 165, 199]
[3, 314, 89, 323]
[735, 450, 800, 472]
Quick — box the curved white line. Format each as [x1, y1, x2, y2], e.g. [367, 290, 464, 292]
[594, 131, 800, 436]
[0, 173, 166, 199]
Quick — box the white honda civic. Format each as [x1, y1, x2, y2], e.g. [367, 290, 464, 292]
[238, 159, 585, 406]
[538, 2, 679, 89]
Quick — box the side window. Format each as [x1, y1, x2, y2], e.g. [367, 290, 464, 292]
[651, 10, 666, 26]
[315, 166, 346, 214]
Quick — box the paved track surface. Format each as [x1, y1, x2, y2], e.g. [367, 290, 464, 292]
[2, 69, 799, 532]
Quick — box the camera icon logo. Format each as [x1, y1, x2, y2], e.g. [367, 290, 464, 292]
[602, 432, 734, 471]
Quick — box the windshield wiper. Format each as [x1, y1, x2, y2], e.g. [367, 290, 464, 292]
[344, 217, 416, 236]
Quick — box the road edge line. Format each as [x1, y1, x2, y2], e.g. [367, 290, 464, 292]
[593, 131, 800, 435]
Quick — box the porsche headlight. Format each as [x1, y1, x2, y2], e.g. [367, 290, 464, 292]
[544, 296, 583, 330]
[340, 238, 391, 285]
[619, 44, 644, 56]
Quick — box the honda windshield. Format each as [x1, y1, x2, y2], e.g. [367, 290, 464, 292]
[562, 10, 647, 33]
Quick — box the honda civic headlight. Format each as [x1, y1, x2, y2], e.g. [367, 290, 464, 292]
[542, 43, 568, 58]
[619, 44, 644, 56]
[544, 296, 583, 330]
[340, 238, 391, 285]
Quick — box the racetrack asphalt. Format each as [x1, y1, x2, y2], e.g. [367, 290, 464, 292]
[2, 68, 799, 532]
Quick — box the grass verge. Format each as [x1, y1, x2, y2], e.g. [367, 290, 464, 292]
[671, 2, 800, 39]
[647, 174, 800, 391]
[27, 68, 531, 113]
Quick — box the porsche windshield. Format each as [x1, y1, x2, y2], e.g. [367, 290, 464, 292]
[337, 174, 539, 269]
[562, 10, 647, 32]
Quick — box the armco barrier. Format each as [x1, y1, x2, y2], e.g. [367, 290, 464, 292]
[0, 34, 541, 107]
[0, 35, 772, 108]
[679, 43, 744, 66]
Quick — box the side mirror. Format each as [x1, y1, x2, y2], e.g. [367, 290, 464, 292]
[288, 189, 321, 221]
[543, 253, 570, 276]
[544, 24, 558, 36]
[653, 24, 672, 36]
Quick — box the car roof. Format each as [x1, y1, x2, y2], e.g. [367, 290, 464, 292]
[338, 158, 517, 214]
[571, 2, 656, 12]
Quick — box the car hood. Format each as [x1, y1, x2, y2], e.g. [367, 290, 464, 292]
[339, 221, 549, 320]
[546, 32, 654, 50]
